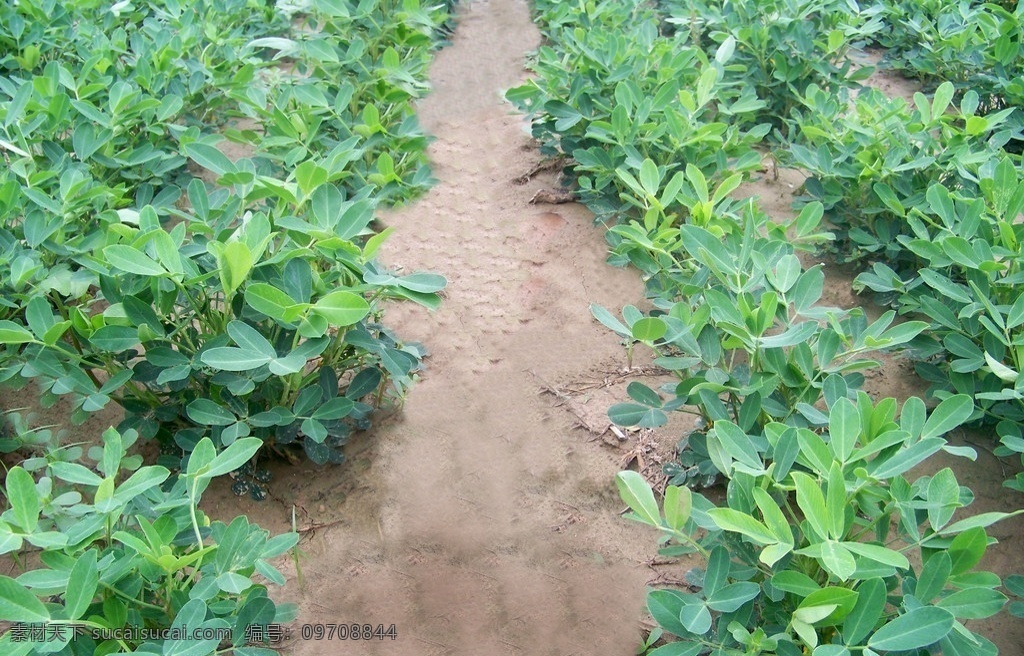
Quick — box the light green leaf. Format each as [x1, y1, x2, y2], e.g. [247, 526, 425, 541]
[794, 604, 837, 625]
[200, 347, 272, 371]
[632, 317, 667, 342]
[828, 398, 860, 463]
[5, 467, 38, 533]
[312, 290, 370, 326]
[842, 578, 885, 645]
[186, 399, 237, 426]
[826, 462, 846, 539]
[615, 471, 660, 526]
[218, 241, 253, 295]
[842, 542, 909, 569]
[0, 576, 50, 621]
[184, 142, 235, 176]
[216, 572, 253, 594]
[245, 283, 300, 322]
[712, 421, 763, 471]
[984, 352, 1018, 383]
[706, 582, 760, 612]
[89, 325, 140, 352]
[65, 549, 98, 620]
[0, 320, 34, 344]
[663, 485, 691, 532]
[921, 394, 974, 440]
[792, 471, 829, 541]
[868, 607, 954, 650]
[916, 552, 951, 604]
[935, 588, 1007, 619]
[820, 540, 857, 582]
[227, 321, 276, 358]
[939, 510, 1023, 536]
[708, 508, 776, 545]
[752, 487, 792, 545]
[202, 438, 263, 479]
[103, 244, 166, 276]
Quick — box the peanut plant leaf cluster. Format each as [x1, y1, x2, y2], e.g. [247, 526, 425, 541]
[0, 427, 299, 656]
[0, 0, 451, 467]
[515, 0, 1024, 652]
[0, 0, 454, 653]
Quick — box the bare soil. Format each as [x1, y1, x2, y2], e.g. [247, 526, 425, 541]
[5, 2, 1024, 654]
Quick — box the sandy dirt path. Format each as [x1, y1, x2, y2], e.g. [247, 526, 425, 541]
[269, 1, 658, 653]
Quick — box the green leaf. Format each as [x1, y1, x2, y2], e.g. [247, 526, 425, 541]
[632, 317, 667, 342]
[939, 511, 1023, 537]
[185, 142, 235, 176]
[647, 589, 691, 637]
[5, 467, 38, 532]
[769, 254, 801, 293]
[89, 325, 139, 352]
[65, 549, 98, 620]
[663, 485, 691, 531]
[0, 576, 50, 621]
[204, 437, 263, 478]
[708, 508, 776, 545]
[921, 395, 974, 440]
[395, 272, 447, 294]
[227, 321, 276, 358]
[200, 347, 272, 371]
[245, 283, 301, 322]
[311, 396, 355, 420]
[615, 471, 660, 526]
[712, 421, 763, 471]
[828, 398, 860, 463]
[103, 244, 166, 276]
[916, 552, 951, 604]
[217, 572, 253, 594]
[311, 183, 343, 227]
[935, 588, 1007, 619]
[591, 304, 630, 337]
[842, 542, 909, 569]
[49, 462, 102, 486]
[842, 578, 885, 645]
[186, 399, 236, 426]
[792, 472, 829, 540]
[679, 602, 712, 635]
[706, 582, 760, 612]
[772, 571, 820, 597]
[639, 159, 661, 196]
[704, 546, 729, 596]
[947, 527, 989, 574]
[608, 403, 667, 428]
[648, 643, 702, 656]
[800, 587, 859, 624]
[867, 607, 954, 651]
[312, 290, 370, 326]
[868, 438, 944, 479]
[626, 381, 662, 407]
[752, 487, 793, 546]
[927, 468, 960, 531]
[760, 322, 817, 348]
[0, 320, 35, 344]
[819, 540, 857, 582]
[218, 241, 253, 295]
[113, 466, 170, 501]
[826, 462, 846, 539]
